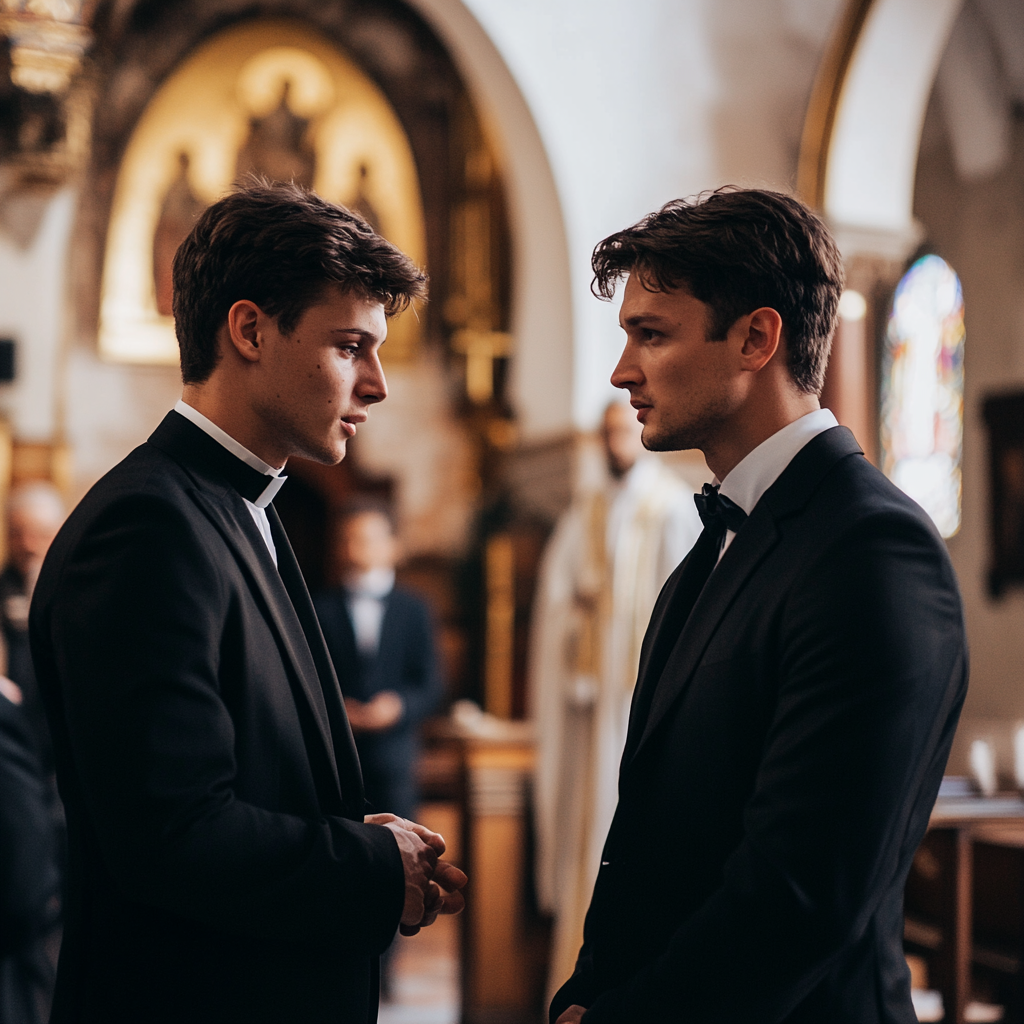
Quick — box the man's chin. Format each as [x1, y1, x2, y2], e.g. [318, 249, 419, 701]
[295, 436, 347, 466]
[641, 424, 694, 453]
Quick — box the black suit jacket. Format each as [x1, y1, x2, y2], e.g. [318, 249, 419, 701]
[314, 585, 442, 783]
[551, 427, 968, 1024]
[0, 692, 60, 1024]
[29, 411, 403, 1024]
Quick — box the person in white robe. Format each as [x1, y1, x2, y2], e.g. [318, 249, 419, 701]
[530, 400, 702, 1000]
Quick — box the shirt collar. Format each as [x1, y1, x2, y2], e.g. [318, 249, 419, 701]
[718, 408, 839, 515]
[344, 568, 396, 599]
[174, 400, 286, 509]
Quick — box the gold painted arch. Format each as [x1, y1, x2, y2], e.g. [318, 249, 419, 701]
[796, 0, 875, 209]
[98, 18, 427, 365]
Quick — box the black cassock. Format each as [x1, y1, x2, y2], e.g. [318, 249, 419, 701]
[30, 410, 403, 1024]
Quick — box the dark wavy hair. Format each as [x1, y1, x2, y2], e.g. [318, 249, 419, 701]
[591, 187, 844, 394]
[172, 178, 428, 384]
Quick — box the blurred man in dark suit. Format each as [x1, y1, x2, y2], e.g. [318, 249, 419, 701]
[0, 676, 60, 1024]
[315, 504, 443, 824]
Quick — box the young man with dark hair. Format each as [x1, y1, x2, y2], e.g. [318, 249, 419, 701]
[30, 180, 465, 1024]
[551, 188, 968, 1024]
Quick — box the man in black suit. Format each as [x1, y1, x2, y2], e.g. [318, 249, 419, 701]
[30, 180, 466, 1024]
[550, 189, 968, 1024]
[315, 504, 443, 824]
[0, 679, 61, 1024]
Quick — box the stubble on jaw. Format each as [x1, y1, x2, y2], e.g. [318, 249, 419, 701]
[639, 389, 733, 456]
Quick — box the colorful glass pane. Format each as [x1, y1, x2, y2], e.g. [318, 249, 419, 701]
[880, 254, 965, 538]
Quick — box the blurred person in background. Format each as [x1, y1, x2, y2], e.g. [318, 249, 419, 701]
[315, 503, 443, 825]
[314, 503, 444, 1000]
[0, 485, 65, 1024]
[0, 675, 61, 1024]
[530, 399, 702, 1002]
[0, 483, 65, 777]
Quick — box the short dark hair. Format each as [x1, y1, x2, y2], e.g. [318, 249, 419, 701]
[172, 179, 428, 384]
[591, 187, 844, 394]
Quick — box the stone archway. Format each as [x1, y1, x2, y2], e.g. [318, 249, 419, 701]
[405, 0, 574, 445]
[797, 0, 965, 466]
[799, 0, 963, 257]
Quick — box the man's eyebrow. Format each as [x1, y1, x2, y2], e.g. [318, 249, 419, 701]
[330, 328, 376, 340]
[620, 313, 675, 328]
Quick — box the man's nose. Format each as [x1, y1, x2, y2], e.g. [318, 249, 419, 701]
[359, 355, 388, 405]
[610, 345, 640, 390]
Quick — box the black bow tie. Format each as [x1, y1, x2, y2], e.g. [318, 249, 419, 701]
[693, 484, 748, 536]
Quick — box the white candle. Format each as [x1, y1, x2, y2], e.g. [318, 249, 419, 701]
[1013, 724, 1024, 790]
[970, 739, 997, 797]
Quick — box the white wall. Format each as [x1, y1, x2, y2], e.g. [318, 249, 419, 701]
[0, 188, 76, 441]
[914, 74, 1024, 776]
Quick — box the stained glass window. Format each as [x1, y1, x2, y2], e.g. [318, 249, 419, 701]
[880, 254, 965, 538]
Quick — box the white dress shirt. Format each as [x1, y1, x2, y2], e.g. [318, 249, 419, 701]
[344, 568, 396, 657]
[716, 408, 839, 560]
[173, 400, 286, 566]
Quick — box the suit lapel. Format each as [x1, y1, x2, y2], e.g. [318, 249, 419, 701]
[268, 508, 365, 817]
[627, 509, 780, 762]
[625, 426, 865, 765]
[187, 488, 345, 802]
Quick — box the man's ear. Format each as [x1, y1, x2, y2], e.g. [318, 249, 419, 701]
[735, 306, 783, 374]
[225, 300, 264, 364]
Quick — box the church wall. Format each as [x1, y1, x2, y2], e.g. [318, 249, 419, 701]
[407, 0, 575, 446]
[912, 88, 1024, 774]
[0, 188, 75, 442]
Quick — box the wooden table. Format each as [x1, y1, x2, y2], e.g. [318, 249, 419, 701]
[424, 714, 540, 1024]
[921, 795, 1024, 1024]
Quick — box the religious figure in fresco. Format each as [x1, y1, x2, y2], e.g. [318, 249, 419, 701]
[235, 79, 316, 186]
[350, 163, 382, 234]
[152, 152, 206, 317]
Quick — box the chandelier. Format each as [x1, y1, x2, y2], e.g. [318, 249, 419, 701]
[0, 0, 96, 94]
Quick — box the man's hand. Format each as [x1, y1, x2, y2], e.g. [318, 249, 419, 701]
[366, 813, 468, 935]
[555, 1006, 587, 1024]
[345, 691, 404, 733]
[0, 676, 23, 706]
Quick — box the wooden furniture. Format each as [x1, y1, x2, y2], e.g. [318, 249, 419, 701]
[906, 795, 1024, 1023]
[425, 714, 541, 1024]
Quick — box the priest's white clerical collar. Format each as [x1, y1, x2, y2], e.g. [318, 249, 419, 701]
[717, 408, 838, 515]
[173, 399, 287, 509]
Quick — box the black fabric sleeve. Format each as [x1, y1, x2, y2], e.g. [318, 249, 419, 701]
[36, 494, 403, 955]
[581, 511, 967, 1022]
[550, 954, 595, 1022]
[0, 695, 60, 955]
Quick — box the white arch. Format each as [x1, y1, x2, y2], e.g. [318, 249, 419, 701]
[824, 0, 962, 255]
[405, 0, 574, 443]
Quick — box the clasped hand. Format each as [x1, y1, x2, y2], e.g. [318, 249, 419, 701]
[365, 813, 468, 935]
